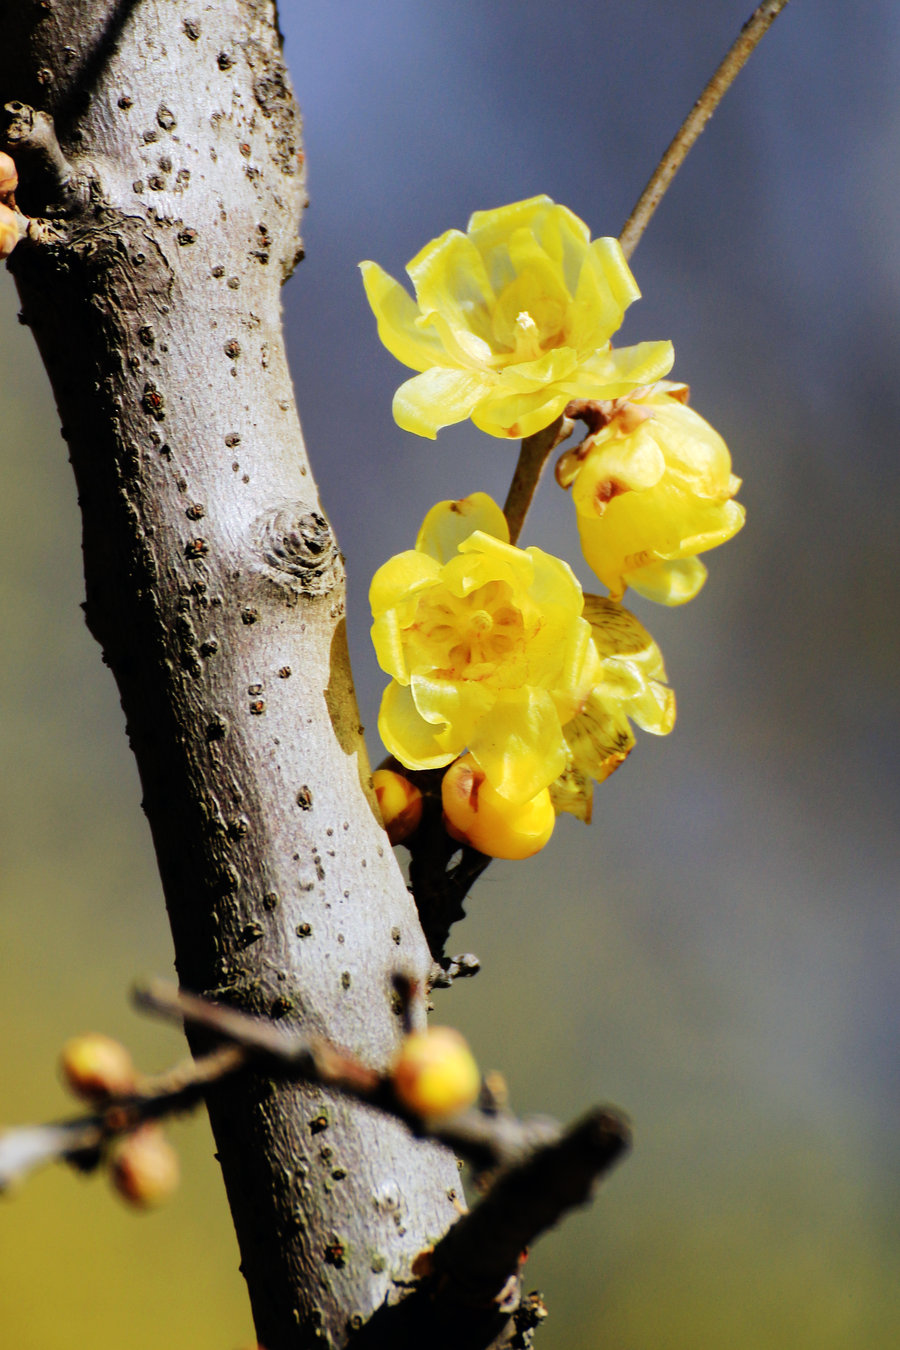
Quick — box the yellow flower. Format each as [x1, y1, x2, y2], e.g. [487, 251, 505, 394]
[360, 195, 673, 440]
[370, 492, 600, 804]
[558, 382, 745, 605]
[550, 596, 676, 823]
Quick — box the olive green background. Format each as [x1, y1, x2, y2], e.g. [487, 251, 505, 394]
[2, 3, 898, 1347]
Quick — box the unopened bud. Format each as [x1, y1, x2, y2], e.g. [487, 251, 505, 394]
[0, 151, 17, 197]
[59, 1033, 137, 1101]
[0, 202, 24, 260]
[392, 1026, 480, 1119]
[373, 768, 423, 845]
[109, 1125, 179, 1208]
[442, 754, 555, 860]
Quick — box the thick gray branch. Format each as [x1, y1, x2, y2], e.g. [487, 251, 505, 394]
[0, 3, 461, 1345]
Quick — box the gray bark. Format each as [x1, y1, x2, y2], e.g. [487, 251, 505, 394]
[0, 2, 461, 1345]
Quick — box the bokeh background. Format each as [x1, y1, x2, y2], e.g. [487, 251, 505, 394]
[2, 2, 898, 1346]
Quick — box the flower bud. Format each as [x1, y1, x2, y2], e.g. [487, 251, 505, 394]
[0, 202, 24, 260]
[442, 754, 555, 860]
[0, 151, 17, 197]
[59, 1033, 137, 1101]
[392, 1026, 480, 1119]
[373, 768, 423, 844]
[109, 1125, 180, 1208]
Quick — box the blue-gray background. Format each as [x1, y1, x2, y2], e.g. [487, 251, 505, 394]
[1, 3, 897, 1346]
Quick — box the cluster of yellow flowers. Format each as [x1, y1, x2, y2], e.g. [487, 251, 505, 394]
[362, 196, 743, 858]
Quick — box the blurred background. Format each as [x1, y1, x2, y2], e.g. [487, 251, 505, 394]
[2, 1, 898, 1346]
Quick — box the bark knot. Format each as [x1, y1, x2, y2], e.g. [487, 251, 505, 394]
[258, 504, 342, 598]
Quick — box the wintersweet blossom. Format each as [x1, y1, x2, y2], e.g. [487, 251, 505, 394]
[370, 493, 601, 804]
[360, 196, 674, 440]
[558, 382, 745, 605]
[550, 596, 675, 822]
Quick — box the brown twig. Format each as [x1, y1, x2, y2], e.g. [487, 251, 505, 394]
[502, 415, 572, 545]
[135, 979, 576, 1170]
[350, 1109, 630, 1349]
[618, 0, 792, 260]
[2, 983, 630, 1350]
[0, 1041, 246, 1192]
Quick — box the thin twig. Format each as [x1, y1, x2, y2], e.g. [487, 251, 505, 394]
[618, 0, 792, 260]
[136, 979, 572, 1170]
[0, 1042, 246, 1191]
[502, 416, 572, 545]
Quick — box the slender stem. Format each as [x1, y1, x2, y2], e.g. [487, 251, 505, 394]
[503, 415, 571, 544]
[618, 0, 792, 260]
[0, 1042, 247, 1191]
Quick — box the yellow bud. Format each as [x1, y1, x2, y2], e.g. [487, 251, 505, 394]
[0, 202, 23, 260]
[442, 754, 555, 860]
[373, 767, 423, 844]
[0, 151, 17, 197]
[392, 1026, 480, 1119]
[0, 152, 16, 197]
[109, 1125, 180, 1208]
[59, 1033, 137, 1101]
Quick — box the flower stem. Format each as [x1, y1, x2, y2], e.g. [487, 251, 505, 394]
[503, 416, 571, 544]
[618, 0, 792, 261]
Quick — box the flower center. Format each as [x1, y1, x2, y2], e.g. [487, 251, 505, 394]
[411, 580, 529, 682]
[512, 310, 544, 362]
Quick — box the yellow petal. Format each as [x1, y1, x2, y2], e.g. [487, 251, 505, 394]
[571, 426, 666, 515]
[471, 386, 571, 439]
[533, 202, 593, 293]
[369, 549, 440, 617]
[466, 195, 558, 258]
[359, 261, 448, 372]
[421, 308, 494, 368]
[410, 673, 495, 746]
[625, 678, 676, 736]
[371, 610, 409, 683]
[565, 237, 640, 351]
[393, 368, 497, 438]
[379, 681, 459, 770]
[548, 761, 594, 823]
[469, 688, 567, 803]
[457, 530, 536, 591]
[564, 692, 635, 783]
[582, 596, 668, 677]
[407, 229, 496, 346]
[439, 544, 522, 599]
[416, 493, 509, 563]
[493, 346, 580, 394]
[626, 556, 709, 606]
[560, 340, 675, 399]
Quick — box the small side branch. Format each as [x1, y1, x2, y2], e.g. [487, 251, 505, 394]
[0, 1042, 246, 1191]
[1, 102, 84, 214]
[402, 765, 492, 966]
[503, 416, 572, 545]
[618, 0, 792, 260]
[351, 1109, 630, 1350]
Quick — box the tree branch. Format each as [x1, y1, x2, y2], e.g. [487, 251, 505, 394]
[0, 5, 461, 1345]
[618, 0, 792, 260]
[2, 981, 630, 1350]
